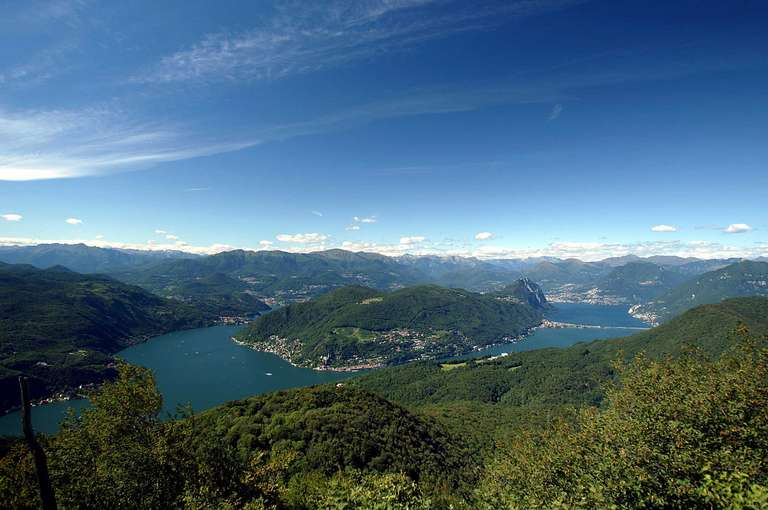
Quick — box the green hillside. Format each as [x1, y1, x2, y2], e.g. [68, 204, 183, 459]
[194, 385, 472, 489]
[633, 260, 768, 323]
[352, 297, 768, 410]
[236, 285, 542, 368]
[168, 272, 270, 317]
[0, 263, 212, 413]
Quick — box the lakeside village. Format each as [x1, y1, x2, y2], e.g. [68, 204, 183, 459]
[236, 326, 534, 373]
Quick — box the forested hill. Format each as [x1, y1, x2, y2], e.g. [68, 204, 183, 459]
[631, 260, 768, 323]
[352, 297, 768, 410]
[194, 385, 473, 491]
[0, 263, 213, 414]
[236, 285, 542, 369]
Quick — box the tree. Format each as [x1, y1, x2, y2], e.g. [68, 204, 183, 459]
[476, 334, 768, 509]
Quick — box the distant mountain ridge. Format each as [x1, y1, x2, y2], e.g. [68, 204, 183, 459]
[236, 284, 542, 369]
[0, 243, 197, 273]
[0, 243, 757, 311]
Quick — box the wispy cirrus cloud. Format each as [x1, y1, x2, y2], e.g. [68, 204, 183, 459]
[135, 0, 578, 85]
[276, 232, 329, 244]
[400, 235, 426, 245]
[0, 105, 262, 181]
[1, 213, 22, 221]
[548, 103, 563, 120]
[65, 217, 82, 224]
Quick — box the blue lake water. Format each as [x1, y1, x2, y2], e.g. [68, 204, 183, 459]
[0, 303, 647, 436]
[0, 326, 352, 436]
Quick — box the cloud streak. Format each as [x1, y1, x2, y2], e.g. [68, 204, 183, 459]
[548, 103, 563, 120]
[135, 0, 577, 85]
[276, 232, 329, 244]
[651, 224, 678, 233]
[0, 235, 766, 261]
[0, 105, 262, 181]
[1, 213, 22, 221]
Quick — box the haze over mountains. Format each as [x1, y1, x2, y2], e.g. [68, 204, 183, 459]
[0, 243, 749, 307]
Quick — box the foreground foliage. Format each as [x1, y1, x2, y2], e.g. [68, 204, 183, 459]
[2, 298, 768, 509]
[475, 331, 768, 509]
[0, 365, 452, 509]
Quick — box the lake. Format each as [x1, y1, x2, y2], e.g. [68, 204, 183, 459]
[0, 303, 647, 436]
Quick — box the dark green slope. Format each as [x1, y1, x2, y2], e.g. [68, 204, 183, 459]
[633, 260, 768, 322]
[236, 285, 542, 368]
[194, 385, 472, 488]
[164, 272, 270, 317]
[0, 263, 212, 413]
[352, 297, 768, 410]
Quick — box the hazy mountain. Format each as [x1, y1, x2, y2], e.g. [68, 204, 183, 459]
[0, 243, 196, 274]
[596, 261, 690, 302]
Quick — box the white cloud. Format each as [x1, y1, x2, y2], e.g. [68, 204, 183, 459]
[651, 224, 678, 233]
[548, 103, 563, 121]
[400, 236, 426, 245]
[1, 213, 22, 221]
[276, 233, 329, 244]
[475, 231, 494, 240]
[724, 223, 753, 234]
[165, 234, 179, 241]
[259, 240, 274, 247]
[311, 210, 323, 217]
[95, 234, 104, 239]
[0, 106, 261, 181]
[154, 229, 167, 235]
[0, 236, 235, 255]
[136, 1, 569, 85]
[65, 217, 82, 225]
[346, 225, 361, 231]
[353, 216, 377, 224]
[0, 236, 767, 261]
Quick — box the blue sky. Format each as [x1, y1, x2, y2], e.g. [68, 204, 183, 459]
[1, 0, 767, 260]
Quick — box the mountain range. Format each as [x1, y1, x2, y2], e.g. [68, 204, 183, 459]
[0, 243, 748, 310]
